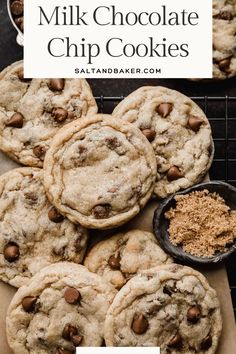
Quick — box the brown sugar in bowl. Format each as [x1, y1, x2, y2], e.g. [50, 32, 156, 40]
[153, 181, 236, 265]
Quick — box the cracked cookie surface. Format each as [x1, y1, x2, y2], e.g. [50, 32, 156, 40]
[6, 262, 116, 353]
[84, 229, 173, 289]
[0, 168, 88, 288]
[113, 87, 214, 198]
[104, 264, 222, 353]
[213, 0, 236, 79]
[43, 114, 157, 229]
[0, 61, 97, 167]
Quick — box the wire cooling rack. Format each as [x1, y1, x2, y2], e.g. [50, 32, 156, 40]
[95, 95, 236, 319]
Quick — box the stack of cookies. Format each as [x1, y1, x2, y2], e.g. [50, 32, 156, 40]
[0, 61, 222, 353]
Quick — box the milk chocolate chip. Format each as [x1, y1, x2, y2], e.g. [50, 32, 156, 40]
[168, 333, 182, 348]
[108, 254, 121, 270]
[58, 349, 75, 354]
[92, 205, 111, 219]
[131, 314, 149, 334]
[48, 207, 64, 223]
[62, 324, 78, 340]
[201, 334, 212, 350]
[33, 146, 46, 160]
[6, 112, 24, 128]
[22, 296, 37, 312]
[219, 11, 233, 20]
[105, 136, 120, 149]
[156, 103, 173, 118]
[49, 79, 65, 91]
[219, 57, 231, 72]
[167, 166, 183, 181]
[68, 111, 76, 119]
[4, 242, 20, 262]
[17, 68, 31, 82]
[187, 306, 201, 323]
[141, 129, 156, 142]
[15, 17, 24, 32]
[11, 1, 23, 16]
[71, 335, 83, 346]
[52, 108, 68, 123]
[64, 287, 81, 305]
[188, 115, 204, 132]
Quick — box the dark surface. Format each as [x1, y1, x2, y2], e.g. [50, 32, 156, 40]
[0, 0, 236, 318]
[153, 181, 236, 265]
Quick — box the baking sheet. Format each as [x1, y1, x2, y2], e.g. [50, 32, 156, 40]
[0, 151, 235, 353]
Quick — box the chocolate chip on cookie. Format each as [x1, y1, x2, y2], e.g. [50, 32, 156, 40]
[188, 115, 204, 132]
[24, 192, 38, 205]
[58, 349, 75, 354]
[219, 11, 233, 21]
[22, 296, 37, 312]
[49, 79, 65, 91]
[68, 111, 76, 119]
[17, 68, 31, 82]
[6, 112, 24, 128]
[156, 103, 173, 118]
[167, 166, 183, 181]
[218, 57, 231, 72]
[11, 0, 23, 16]
[187, 306, 201, 323]
[71, 334, 83, 346]
[108, 254, 121, 270]
[4, 242, 20, 262]
[48, 207, 64, 223]
[92, 205, 111, 219]
[131, 314, 149, 334]
[62, 324, 78, 340]
[64, 287, 81, 305]
[105, 136, 120, 150]
[141, 129, 156, 142]
[201, 334, 212, 350]
[168, 333, 182, 348]
[33, 145, 46, 160]
[14, 16, 24, 32]
[52, 108, 68, 123]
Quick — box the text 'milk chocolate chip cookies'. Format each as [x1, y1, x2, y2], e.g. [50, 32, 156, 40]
[113, 86, 214, 198]
[84, 229, 173, 289]
[43, 114, 157, 229]
[0, 61, 97, 167]
[6, 262, 116, 353]
[104, 264, 222, 353]
[213, 0, 236, 79]
[0, 168, 88, 288]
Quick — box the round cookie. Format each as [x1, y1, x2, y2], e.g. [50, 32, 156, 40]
[43, 114, 157, 229]
[0, 167, 89, 288]
[6, 262, 116, 353]
[104, 264, 222, 353]
[113, 86, 214, 198]
[213, 0, 236, 79]
[84, 229, 173, 289]
[0, 61, 97, 167]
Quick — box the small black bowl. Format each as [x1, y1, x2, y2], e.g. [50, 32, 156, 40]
[153, 181, 236, 265]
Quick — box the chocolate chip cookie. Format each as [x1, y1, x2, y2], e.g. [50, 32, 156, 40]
[84, 229, 173, 289]
[104, 264, 222, 352]
[213, 0, 236, 79]
[113, 86, 214, 198]
[0, 167, 88, 288]
[0, 61, 97, 167]
[43, 114, 157, 229]
[6, 262, 116, 352]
